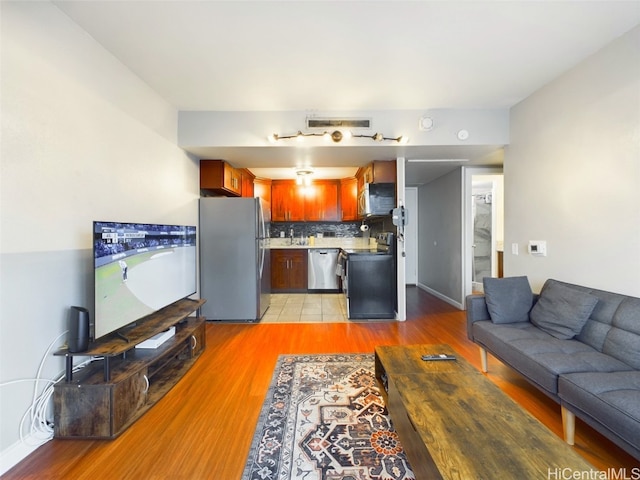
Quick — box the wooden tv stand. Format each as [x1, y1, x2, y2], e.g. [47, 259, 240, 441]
[53, 298, 206, 439]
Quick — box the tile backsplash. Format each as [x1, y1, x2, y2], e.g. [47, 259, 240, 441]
[271, 222, 361, 238]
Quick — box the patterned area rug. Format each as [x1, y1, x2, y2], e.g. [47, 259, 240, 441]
[242, 354, 416, 480]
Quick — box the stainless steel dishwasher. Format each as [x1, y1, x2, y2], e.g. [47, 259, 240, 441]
[308, 249, 340, 292]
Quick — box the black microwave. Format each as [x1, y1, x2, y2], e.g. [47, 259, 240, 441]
[358, 183, 396, 217]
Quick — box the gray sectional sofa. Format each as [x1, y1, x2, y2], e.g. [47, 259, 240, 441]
[466, 277, 640, 460]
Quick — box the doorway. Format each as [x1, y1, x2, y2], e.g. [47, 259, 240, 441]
[472, 182, 494, 291]
[464, 169, 503, 297]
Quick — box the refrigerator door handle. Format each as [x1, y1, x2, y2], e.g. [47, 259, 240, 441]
[258, 199, 266, 239]
[259, 240, 265, 277]
[258, 199, 266, 278]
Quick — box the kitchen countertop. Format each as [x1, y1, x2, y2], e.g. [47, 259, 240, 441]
[269, 237, 375, 250]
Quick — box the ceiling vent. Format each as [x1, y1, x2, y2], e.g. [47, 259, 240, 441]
[306, 117, 372, 130]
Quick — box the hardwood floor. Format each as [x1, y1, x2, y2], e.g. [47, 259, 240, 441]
[3, 287, 637, 479]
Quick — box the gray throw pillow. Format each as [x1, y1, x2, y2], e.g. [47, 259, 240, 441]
[530, 280, 598, 339]
[483, 276, 533, 324]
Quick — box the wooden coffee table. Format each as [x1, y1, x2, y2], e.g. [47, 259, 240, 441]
[375, 344, 594, 479]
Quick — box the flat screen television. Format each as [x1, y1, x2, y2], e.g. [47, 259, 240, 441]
[93, 221, 197, 341]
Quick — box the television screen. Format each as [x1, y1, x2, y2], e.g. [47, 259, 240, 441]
[93, 221, 197, 340]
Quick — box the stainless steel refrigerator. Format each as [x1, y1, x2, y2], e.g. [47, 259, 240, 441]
[199, 197, 270, 321]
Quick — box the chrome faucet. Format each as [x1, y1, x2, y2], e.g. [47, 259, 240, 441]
[289, 228, 294, 245]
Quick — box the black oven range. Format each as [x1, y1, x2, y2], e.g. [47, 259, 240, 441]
[337, 233, 396, 319]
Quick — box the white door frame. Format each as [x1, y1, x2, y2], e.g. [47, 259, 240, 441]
[396, 157, 406, 321]
[404, 187, 418, 285]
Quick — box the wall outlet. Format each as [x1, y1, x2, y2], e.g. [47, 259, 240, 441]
[511, 243, 519, 255]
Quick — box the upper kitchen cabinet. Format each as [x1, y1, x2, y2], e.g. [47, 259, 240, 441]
[305, 181, 339, 221]
[271, 180, 339, 222]
[200, 160, 242, 197]
[240, 169, 255, 198]
[253, 178, 272, 205]
[271, 180, 305, 221]
[356, 160, 396, 191]
[340, 177, 358, 221]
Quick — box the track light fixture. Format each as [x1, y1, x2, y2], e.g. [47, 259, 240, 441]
[352, 132, 409, 144]
[267, 130, 408, 144]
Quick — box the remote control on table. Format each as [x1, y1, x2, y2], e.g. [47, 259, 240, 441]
[421, 354, 456, 361]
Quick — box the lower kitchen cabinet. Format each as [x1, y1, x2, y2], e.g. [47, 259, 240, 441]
[271, 249, 307, 292]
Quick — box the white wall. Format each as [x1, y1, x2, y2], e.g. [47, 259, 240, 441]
[505, 26, 640, 295]
[417, 168, 464, 307]
[179, 109, 509, 150]
[0, 2, 199, 468]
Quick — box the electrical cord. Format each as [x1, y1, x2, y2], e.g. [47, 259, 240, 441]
[0, 331, 92, 445]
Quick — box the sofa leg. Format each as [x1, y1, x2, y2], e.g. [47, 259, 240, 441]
[479, 347, 488, 373]
[561, 406, 575, 445]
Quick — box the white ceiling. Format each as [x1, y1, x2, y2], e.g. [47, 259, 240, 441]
[53, 1, 640, 184]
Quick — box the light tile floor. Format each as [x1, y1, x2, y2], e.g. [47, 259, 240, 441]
[261, 293, 347, 323]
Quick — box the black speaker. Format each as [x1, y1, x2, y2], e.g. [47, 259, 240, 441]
[68, 306, 90, 352]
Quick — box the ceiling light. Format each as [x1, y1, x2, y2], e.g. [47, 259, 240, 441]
[295, 168, 314, 186]
[268, 129, 408, 144]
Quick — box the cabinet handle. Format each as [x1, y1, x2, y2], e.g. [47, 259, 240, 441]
[190, 334, 197, 350]
[142, 374, 149, 394]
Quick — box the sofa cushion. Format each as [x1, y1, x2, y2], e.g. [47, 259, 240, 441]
[602, 297, 640, 369]
[530, 280, 598, 339]
[483, 276, 533, 324]
[559, 371, 640, 457]
[472, 321, 632, 396]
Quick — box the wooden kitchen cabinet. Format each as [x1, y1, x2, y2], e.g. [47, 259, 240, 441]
[271, 180, 339, 222]
[271, 181, 305, 221]
[371, 160, 396, 183]
[340, 177, 358, 221]
[200, 159, 242, 197]
[254, 178, 272, 205]
[240, 168, 255, 198]
[305, 181, 339, 221]
[356, 160, 397, 192]
[271, 249, 307, 292]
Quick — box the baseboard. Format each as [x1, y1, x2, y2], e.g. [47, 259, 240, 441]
[416, 283, 464, 310]
[0, 436, 50, 476]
